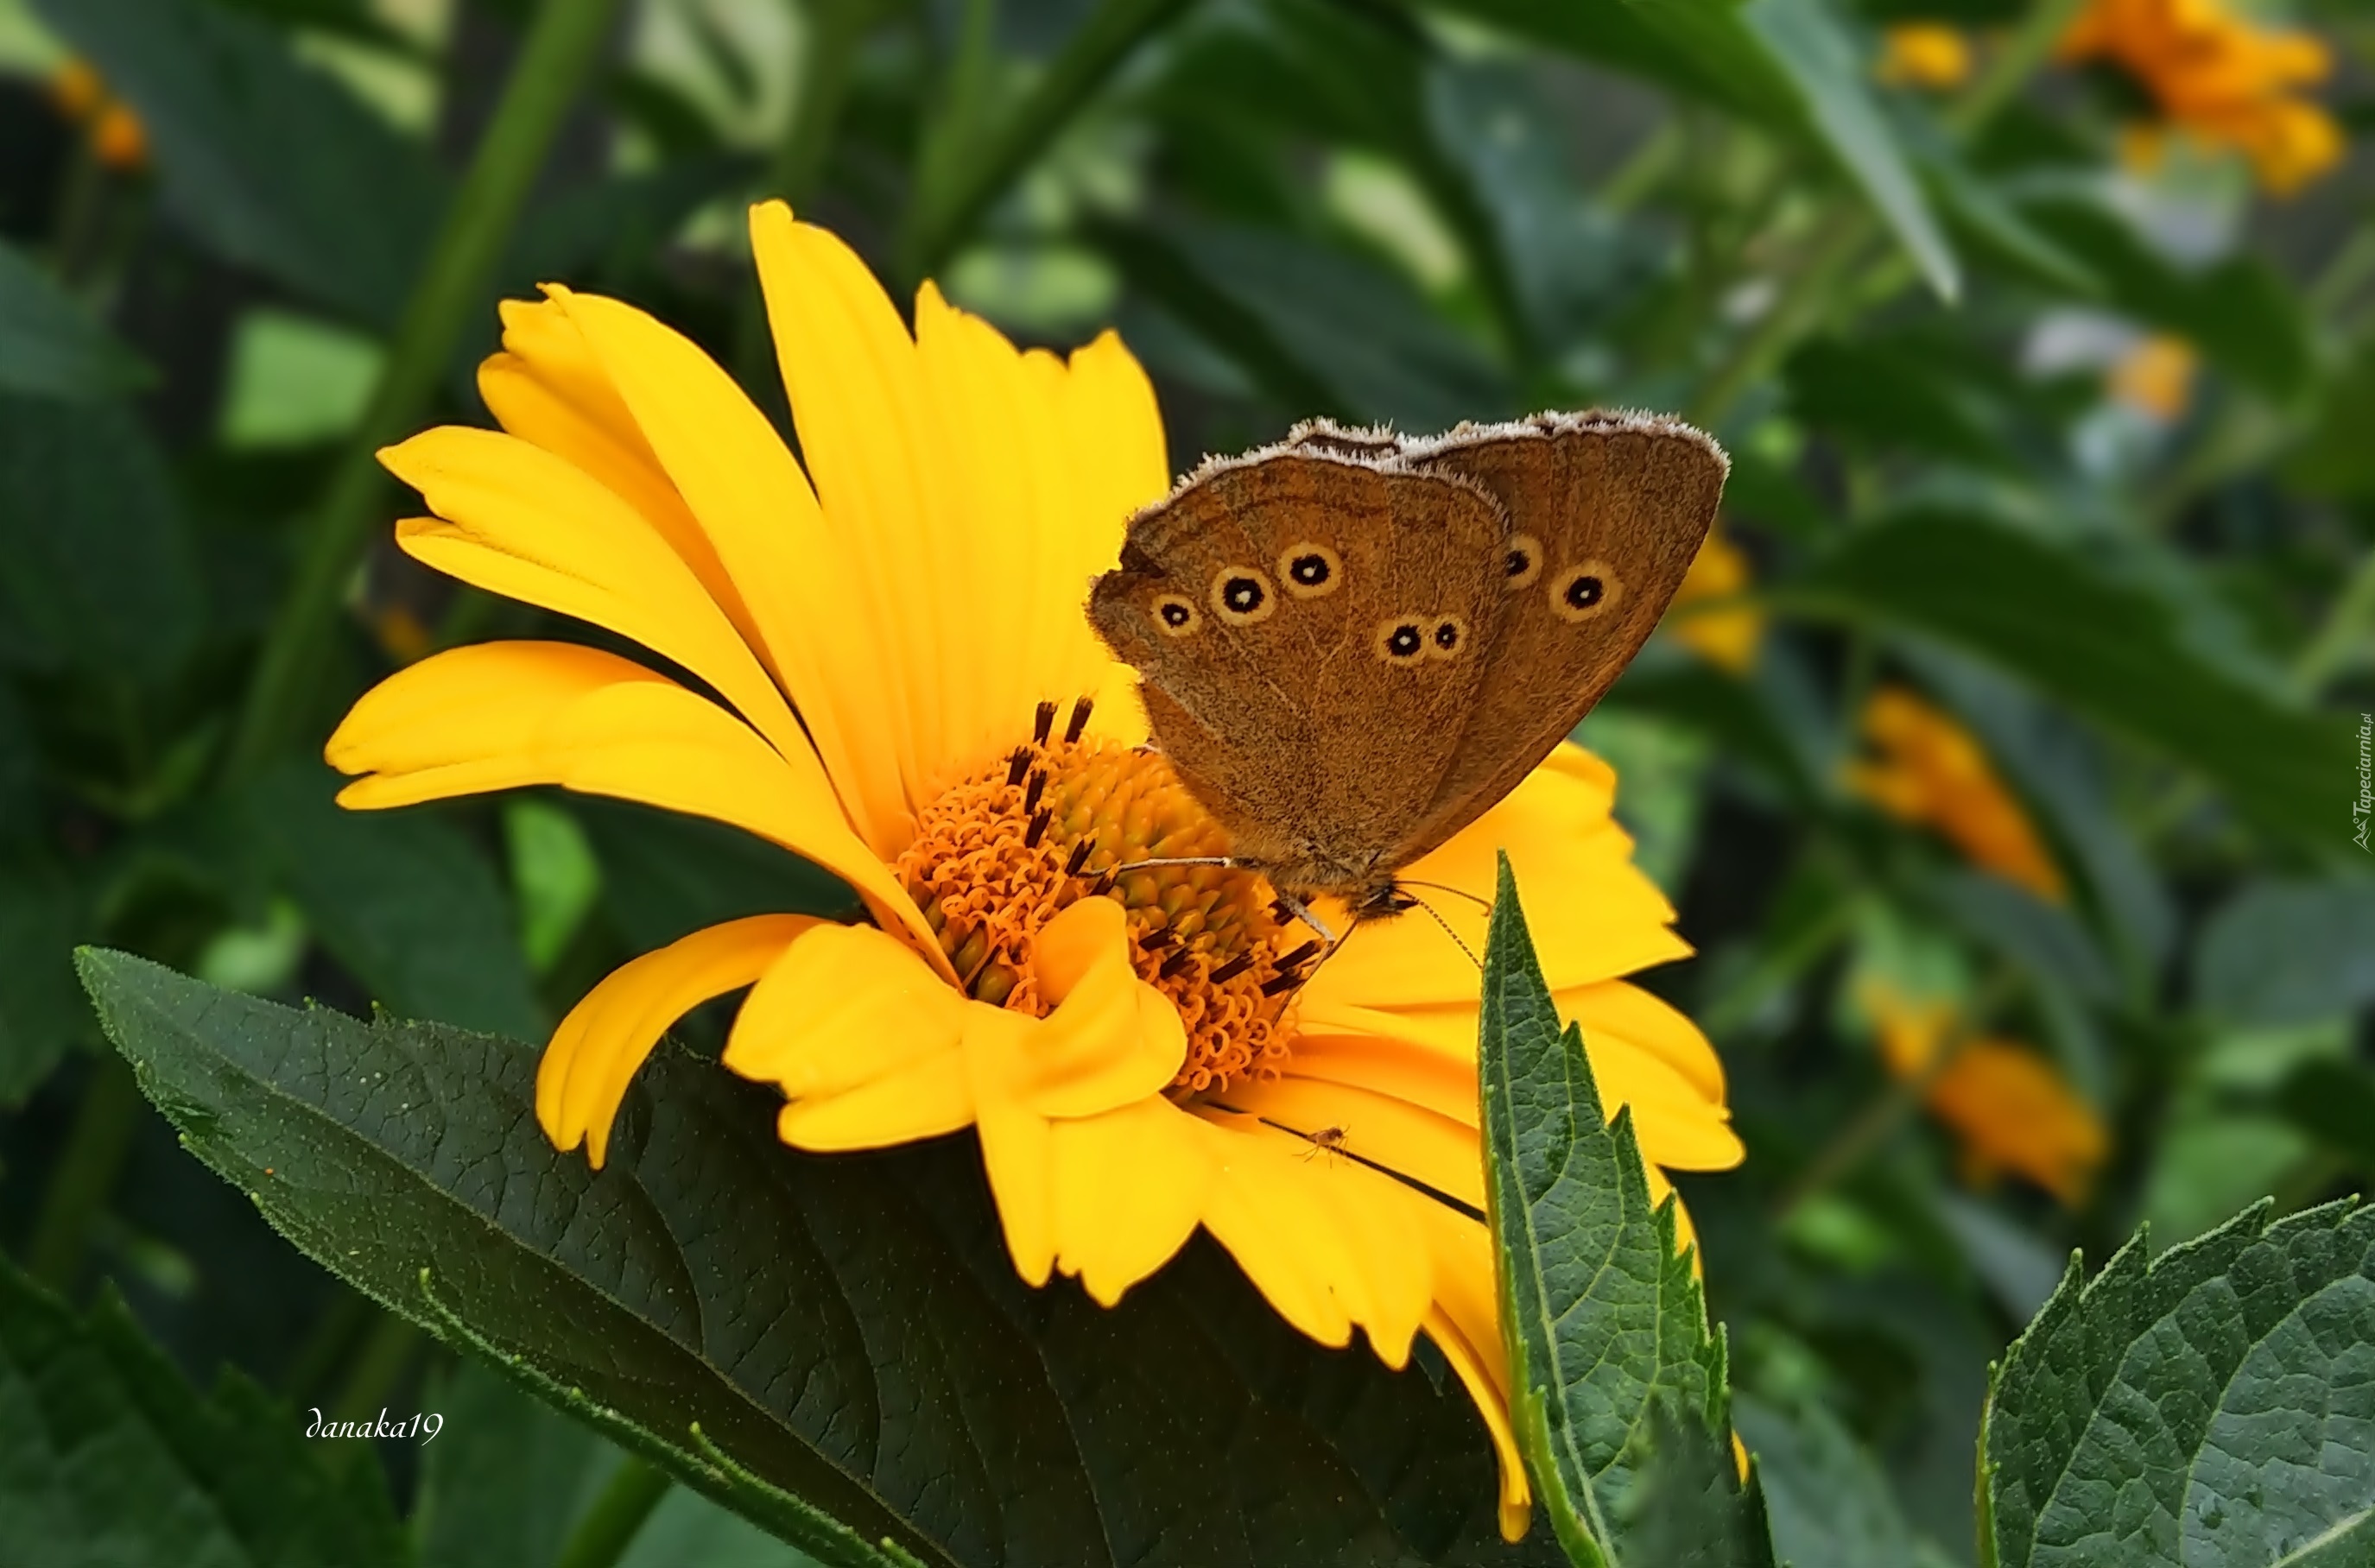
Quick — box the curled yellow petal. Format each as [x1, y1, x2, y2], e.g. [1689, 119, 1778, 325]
[538, 914, 815, 1167]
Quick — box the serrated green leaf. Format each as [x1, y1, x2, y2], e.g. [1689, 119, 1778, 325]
[76, 949, 1548, 1568]
[1789, 509, 2355, 850]
[1980, 1198, 2375, 1568]
[0, 1256, 410, 1566]
[33, 0, 446, 329]
[1611, 1395, 1778, 1568]
[0, 238, 147, 400]
[1479, 855, 1750, 1563]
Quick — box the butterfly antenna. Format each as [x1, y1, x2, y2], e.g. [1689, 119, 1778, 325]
[1403, 893, 1482, 971]
[1395, 878, 1492, 912]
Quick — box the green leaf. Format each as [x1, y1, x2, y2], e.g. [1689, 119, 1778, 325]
[1737, 1394, 1919, 1568]
[1427, 0, 1959, 300]
[1737, 0, 1960, 302]
[2285, 343, 2375, 500]
[2273, 1059, 2375, 1179]
[33, 0, 446, 329]
[1478, 854, 1762, 1564]
[0, 393, 205, 685]
[1789, 510, 2356, 850]
[77, 950, 1546, 1568]
[1979, 1198, 2375, 1568]
[1610, 1397, 1778, 1568]
[241, 762, 542, 1040]
[0, 1256, 409, 1566]
[2196, 880, 2375, 1028]
[1786, 337, 2012, 469]
[0, 857, 90, 1105]
[2017, 197, 2314, 401]
[413, 1357, 605, 1568]
[0, 238, 147, 400]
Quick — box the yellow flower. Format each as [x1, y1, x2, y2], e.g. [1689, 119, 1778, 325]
[1669, 522, 1763, 673]
[2106, 332, 2197, 421]
[48, 57, 148, 172]
[1877, 23, 1974, 90]
[1865, 984, 2106, 1204]
[2059, 0, 2342, 193]
[324, 202, 1742, 1542]
[1846, 686, 2066, 902]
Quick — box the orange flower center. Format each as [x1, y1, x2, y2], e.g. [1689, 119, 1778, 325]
[895, 701, 1308, 1097]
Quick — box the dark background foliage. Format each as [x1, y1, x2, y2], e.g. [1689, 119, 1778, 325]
[2, 0, 2372, 1562]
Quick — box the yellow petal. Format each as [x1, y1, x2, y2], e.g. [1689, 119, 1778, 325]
[1304, 743, 1689, 1009]
[326, 641, 667, 807]
[1409, 1200, 1531, 1541]
[1006, 898, 1186, 1118]
[537, 914, 815, 1167]
[535, 680, 941, 964]
[775, 1051, 975, 1150]
[381, 427, 806, 767]
[554, 279, 916, 860]
[1048, 1097, 1213, 1305]
[1222, 1074, 1485, 1209]
[477, 296, 761, 652]
[755, 211, 960, 798]
[966, 1003, 1060, 1286]
[725, 921, 967, 1098]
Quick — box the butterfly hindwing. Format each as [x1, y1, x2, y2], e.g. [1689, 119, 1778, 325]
[1388, 412, 1726, 862]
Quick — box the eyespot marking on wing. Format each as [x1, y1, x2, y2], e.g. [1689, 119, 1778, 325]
[1550, 560, 1623, 623]
[1503, 532, 1544, 591]
[1279, 543, 1343, 598]
[1375, 617, 1428, 664]
[1151, 592, 1201, 636]
[1212, 566, 1276, 626]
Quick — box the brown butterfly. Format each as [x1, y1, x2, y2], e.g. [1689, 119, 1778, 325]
[1087, 409, 1726, 925]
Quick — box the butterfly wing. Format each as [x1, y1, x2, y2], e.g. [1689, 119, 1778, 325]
[1088, 448, 1506, 895]
[1385, 411, 1726, 862]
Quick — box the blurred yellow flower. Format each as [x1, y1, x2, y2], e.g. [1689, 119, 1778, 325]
[1866, 984, 2106, 1204]
[1877, 23, 1975, 90]
[2059, 0, 2342, 193]
[2107, 332, 2198, 421]
[48, 57, 148, 172]
[1846, 686, 2066, 901]
[325, 202, 1744, 1543]
[1669, 522, 1764, 673]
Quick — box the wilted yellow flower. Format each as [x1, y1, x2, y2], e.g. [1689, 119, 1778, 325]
[1846, 686, 2065, 901]
[2059, 0, 2342, 193]
[326, 202, 1743, 1541]
[1866, 983, 2106, 1204]
[1669, 522, 1764, 673]
[1878, 23, 1974, 90]
[2107, 333, 2197, 421]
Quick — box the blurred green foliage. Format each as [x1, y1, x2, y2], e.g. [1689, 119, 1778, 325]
[2, 0, 2373, 1562]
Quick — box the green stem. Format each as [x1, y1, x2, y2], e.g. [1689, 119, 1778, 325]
[554, 1457, 673, 1568]
[25, 1056, 143, 1293]
[220, 0, 625, 782]
[2290, 546, 2375, 695]
[896, 0, 1200, 283]
[1945, 0, 2090, 142]
[1688, 210, 1873, 427]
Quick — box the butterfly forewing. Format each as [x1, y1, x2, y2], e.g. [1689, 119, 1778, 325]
[1088, 450, 1505, 896]
[1389, 413, 1725, 861]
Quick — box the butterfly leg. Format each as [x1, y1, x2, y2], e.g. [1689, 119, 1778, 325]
[1268, 889, 1340, 946]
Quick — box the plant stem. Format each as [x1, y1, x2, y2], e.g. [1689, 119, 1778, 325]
[25, 1056, 143, 1293]
[2290, 546, 2375, 695]
[1945, 0, 2090, 142]
[1688, 210, 1873, 427]
[896, 0, 1199, 283]
[220, 0, 624, 783]
[554, 1457, 673, 1568]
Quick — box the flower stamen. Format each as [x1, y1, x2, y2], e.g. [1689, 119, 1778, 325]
[895, 703, 1303, 1095]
